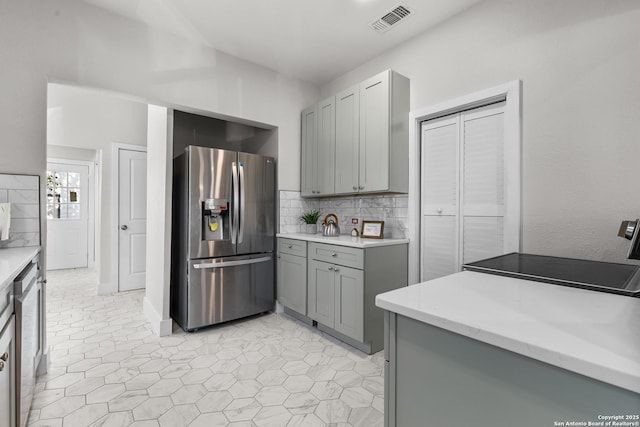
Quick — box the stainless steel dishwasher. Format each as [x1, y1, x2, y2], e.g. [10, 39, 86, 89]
[14, 257, 41, 427]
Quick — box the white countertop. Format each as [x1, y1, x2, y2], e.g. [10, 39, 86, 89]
[277, 233, 409, 248]
[375, 271, 640, 394]
[0, 246, 40, 291]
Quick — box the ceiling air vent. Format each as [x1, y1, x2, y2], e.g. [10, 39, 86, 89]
[369, 4, 412, 34]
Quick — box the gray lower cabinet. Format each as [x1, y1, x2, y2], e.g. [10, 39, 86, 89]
[308, 242, 406, 354]
[384, 312, 640, 427]
[276, 238, 308, 316]
[308, 260, 364, 342]
[0, 316, 16, 427]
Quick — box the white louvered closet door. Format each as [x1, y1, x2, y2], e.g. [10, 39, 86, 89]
[421, 102, 513, 281]
[461, 105, 505, 265]
[421, 116, 459, 281]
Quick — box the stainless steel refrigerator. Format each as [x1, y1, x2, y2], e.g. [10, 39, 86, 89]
[171, 146, 275, 331]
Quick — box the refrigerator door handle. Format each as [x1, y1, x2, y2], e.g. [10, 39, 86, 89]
[238, 162, 245, 243]
[193, 256, 272, 269]
[231, 162, 239, 244]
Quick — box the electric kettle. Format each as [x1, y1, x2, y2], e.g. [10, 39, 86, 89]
[322, 213, 340, 237]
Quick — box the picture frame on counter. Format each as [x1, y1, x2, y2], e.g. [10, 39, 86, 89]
[361, 220, 384, 239]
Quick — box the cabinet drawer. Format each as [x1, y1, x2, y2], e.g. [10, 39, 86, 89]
[308, 242, 363, 270]
[278, 238, 307, 257]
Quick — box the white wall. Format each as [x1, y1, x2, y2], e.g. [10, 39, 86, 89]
[321, 0, 640, 264]
[0, 0, 317, 306]
[47, 84, 147, 289]
[144, 105, 173, 336]
[47, 145, 97, 163]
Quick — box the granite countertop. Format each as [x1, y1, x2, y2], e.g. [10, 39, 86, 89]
[0, 246, 41, 291]
[276, 232, 409, 248]
[375, 271, 640, 394]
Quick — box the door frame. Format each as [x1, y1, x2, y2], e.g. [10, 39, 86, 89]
[111, 143, 147, 292]
[408, 80, 522, 285]
[47, 157, 97, 269]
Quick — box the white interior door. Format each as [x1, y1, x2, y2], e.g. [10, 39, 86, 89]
[46, 162, 89, 270]
[118, 148, 147, 291]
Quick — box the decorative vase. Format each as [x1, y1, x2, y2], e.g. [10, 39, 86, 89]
[305, 223, 317, 234]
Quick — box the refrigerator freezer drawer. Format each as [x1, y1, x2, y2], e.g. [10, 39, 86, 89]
[185, 254, 274, 331]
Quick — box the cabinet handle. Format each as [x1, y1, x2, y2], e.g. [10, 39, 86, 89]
[358, 186, 364, 190]
[328, 266, 334, 271]
[331, 253, 337, 257]
[353, 186, 357, 191]
[334, 268, 340, 272]
[437, 208, 443, 214]
[0, 352, 7, 361]
[287, 245, 292, 249]
[0, 361, 4, 371]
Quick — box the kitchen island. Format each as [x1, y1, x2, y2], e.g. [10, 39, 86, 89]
[376, 271, 640, 427]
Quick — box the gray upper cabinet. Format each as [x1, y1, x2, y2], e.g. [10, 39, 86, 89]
[301, 105, 317, 197]
[359, 70, 409, 193]
[301, 97, 335, 196]
[335, 85, 360, 194]
[317, 97, 336, 196]
[302, 69, 410, 197]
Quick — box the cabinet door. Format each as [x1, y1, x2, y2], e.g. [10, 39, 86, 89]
[277, 253, 307, 315]
[307, 260, 335, 327]
[333, 266, 364, 341]
[301, 105, 318, 196]
[317, 96, 335, 195]
[359, 70, 390, 192]
[0, 316, 16, 427]
[335, 85, 359, 194]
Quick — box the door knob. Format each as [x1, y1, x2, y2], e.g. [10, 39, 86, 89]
[121, 225, 128, 230]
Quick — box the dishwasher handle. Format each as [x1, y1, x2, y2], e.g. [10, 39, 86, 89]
[14, 261, 37, 295]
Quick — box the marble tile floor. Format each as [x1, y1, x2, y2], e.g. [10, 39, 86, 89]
[29, 268, 384, 427]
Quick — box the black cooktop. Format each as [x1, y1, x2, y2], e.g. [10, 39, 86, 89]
[463, 253, 640, 297]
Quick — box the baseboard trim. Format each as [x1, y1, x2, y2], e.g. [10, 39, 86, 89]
[97, 282, 114, 295]
[143, 297, 172, 337]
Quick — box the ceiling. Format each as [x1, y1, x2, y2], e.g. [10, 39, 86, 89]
[82, 0, 482, 85]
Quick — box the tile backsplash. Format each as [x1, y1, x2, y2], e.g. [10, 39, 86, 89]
[279, 191, 408, 238]
[0, 173, 40, 248]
